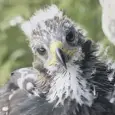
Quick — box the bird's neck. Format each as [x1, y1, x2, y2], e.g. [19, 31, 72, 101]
[47, 63, 94, 107]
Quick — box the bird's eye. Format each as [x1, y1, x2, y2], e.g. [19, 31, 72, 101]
[66, 30, 75, 43]
[37, 47, 46, 55]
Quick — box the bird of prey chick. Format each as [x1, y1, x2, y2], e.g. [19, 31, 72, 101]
[1, 4, 115, 115]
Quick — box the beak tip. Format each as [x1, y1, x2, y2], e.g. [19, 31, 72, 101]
[56, 48, 67, 69]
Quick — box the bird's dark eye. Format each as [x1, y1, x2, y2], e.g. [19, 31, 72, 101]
[37, 47, 46, 55]
[66, 30, 75, 43]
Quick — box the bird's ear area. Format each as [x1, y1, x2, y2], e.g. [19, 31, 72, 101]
[20, 21, 33, 40]
[82, 40, 92, 55]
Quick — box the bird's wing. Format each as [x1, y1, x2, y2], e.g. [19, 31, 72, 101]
[8, 90, 115, 115]
[0, 87, 42, 115]
[0, 84, 12, 115]
[7, 89, 53, 115]
[0, 67, 41, 115]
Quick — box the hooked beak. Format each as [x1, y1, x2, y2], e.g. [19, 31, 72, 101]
[56, 48, 67, 69]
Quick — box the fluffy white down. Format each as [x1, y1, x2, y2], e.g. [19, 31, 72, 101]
[21, 5, 63, 38]
[47, 63, 94, 107]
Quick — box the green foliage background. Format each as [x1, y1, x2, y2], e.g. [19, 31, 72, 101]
[0, 0, 115, 85]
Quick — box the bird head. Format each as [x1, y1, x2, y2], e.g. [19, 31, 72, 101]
[22, 5, 86, 76]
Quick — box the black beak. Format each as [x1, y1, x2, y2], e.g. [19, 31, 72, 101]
[56, 48, 67, 69]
